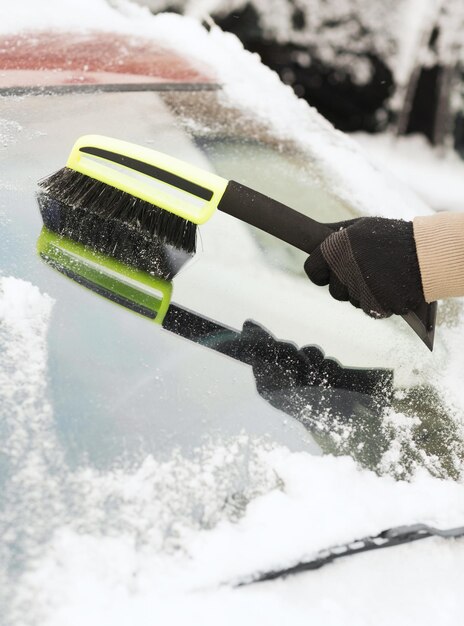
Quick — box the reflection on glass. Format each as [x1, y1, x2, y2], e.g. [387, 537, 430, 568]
[37, 220, 464, 481]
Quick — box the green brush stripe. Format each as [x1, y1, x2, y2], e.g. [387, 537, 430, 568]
[37, 227, 172, 324]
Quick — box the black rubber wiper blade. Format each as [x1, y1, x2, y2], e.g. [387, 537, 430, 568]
[233, 523, 464, 586]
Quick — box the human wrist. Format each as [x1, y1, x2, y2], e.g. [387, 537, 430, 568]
[413, 212, 464, 302]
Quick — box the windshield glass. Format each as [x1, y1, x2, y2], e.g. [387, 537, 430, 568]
[1, 89, 463, 482]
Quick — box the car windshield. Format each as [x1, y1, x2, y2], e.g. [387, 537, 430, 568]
[2, 88, 463, 481]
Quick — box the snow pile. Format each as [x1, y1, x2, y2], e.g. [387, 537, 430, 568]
[0, 277, 59, 620]
[0, 277, 55, 462]
[8, 445, 464, 626]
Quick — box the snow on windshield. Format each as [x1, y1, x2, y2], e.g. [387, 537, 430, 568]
[0, 276, 462, 624]
[1, 1, 464, 624]
[5, 444, 464, 625]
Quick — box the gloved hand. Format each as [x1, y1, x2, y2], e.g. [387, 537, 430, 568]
[304, 217, 425, 318]
[240, 320, 392, 401]
[241, 321, 395, 470]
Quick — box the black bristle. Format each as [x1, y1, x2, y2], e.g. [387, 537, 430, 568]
[38, 167, 197, 254]
[36, 192, 192, 281]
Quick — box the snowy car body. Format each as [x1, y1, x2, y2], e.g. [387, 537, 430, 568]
[1, 16, 464, 625]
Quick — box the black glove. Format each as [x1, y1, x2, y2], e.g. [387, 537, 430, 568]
[240, 320, 392, 402]
[304, 217, 425, 318]
[241, 321, 394, 471]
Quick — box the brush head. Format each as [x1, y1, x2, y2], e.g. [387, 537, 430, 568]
[37, 134, 229, 256]
[38, 167, 198, 254]
[37, 189, 192, 280]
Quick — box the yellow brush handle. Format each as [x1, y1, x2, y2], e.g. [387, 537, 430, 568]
[66, 135, 228, 224]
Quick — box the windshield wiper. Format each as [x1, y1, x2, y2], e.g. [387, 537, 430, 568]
[234, 523, 464, 586]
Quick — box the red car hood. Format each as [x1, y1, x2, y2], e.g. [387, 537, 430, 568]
[0, 31, 216, 90]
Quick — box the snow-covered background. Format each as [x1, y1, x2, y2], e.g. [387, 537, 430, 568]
[1, 1, 464, 625]
[135, 0, 464, 210]
[137, 0, 464, 110]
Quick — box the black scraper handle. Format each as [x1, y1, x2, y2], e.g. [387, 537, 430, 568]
[218, 181, 437, 350]
[219, 181, 333, 253]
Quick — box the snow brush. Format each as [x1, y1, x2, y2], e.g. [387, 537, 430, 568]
[38, 134, 437, 350]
